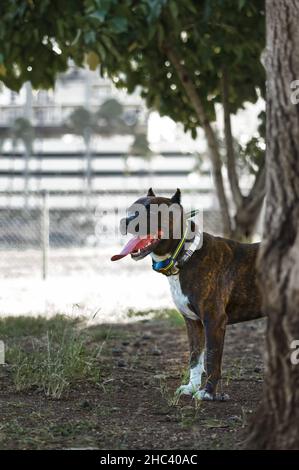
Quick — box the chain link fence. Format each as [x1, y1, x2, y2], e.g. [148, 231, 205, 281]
[0, 191, 223, 319]
[0, 193, 98, 279]
[0, 191, 223, 279]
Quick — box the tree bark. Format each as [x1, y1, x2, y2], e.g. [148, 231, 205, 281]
[246, 0, 299, 449]
[165, 46, 232, 237]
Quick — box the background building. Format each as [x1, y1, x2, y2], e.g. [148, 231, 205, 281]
[0, 64, 217, 210]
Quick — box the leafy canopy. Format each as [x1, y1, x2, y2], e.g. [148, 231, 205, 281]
[0, 0, 265, 137]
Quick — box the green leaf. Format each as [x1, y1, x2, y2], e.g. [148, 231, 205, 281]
[86, 51, 100, 70]
[109, 16, 128, 33]
[147, 0, 165, 22]
[84, 31, 96, 45]
[101, 36, 121, 60]
[97, 43, 106, 61]
[128, 42, 138, 52]
[157, 24, 165, 47]
[0, 63, 7, 77]
[169, 0, 178, 19]
[71, 29, 81, 46]
[89, 11, 107, 23]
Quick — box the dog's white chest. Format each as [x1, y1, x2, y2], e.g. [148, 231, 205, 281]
[168, 275, 198, 320]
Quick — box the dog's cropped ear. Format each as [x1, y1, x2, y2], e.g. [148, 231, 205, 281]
[171, 188, 181, 204]
[147, 187, 156, 197]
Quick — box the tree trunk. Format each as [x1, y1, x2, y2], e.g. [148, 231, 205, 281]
[246, 0, 299, 449]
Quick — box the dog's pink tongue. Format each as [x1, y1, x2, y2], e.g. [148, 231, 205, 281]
[111, 235, 155, 261]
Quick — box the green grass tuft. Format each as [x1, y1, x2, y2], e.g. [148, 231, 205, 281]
[4, 318, 101, 399]
[0, 314, 82, 339]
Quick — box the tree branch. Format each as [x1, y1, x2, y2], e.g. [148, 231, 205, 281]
[233, 164, 265, 238]
[245, 163, 266, 213]
[164, 45, 232, 236]
[220, 67, 243, 208]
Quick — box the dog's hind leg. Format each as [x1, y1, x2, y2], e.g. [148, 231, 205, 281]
[176, 318, 205, 396]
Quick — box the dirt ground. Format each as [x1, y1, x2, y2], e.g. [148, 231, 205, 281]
[0, 312, 266, 450]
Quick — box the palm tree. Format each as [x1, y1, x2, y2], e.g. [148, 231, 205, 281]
[129, 132, 154, 187]
[67, 107, 98, 205]
[97, 98, 140, 136]
[96, 98, 126, 136]
[10, 117, 34, 207]
[67, 100, 140, 203]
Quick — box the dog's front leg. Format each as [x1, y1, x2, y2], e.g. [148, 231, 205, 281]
[176, 318, 205, 396]
[194, 311, 227, 401]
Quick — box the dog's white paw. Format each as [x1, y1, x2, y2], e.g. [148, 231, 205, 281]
[193, 390, 230, 401]
[193, 389, 214, 401]
[176, 383, 198, 396]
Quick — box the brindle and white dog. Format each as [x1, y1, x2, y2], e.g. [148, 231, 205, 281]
[111, 188, 263, 400]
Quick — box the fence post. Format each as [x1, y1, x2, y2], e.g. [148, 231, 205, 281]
[41, 190, 49, 280]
